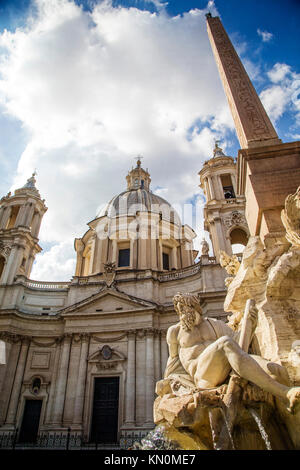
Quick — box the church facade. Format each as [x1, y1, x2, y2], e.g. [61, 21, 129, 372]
[0, 147, 248, 445]
[0, 12, 274, 447]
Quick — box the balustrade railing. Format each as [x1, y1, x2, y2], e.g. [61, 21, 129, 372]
[24, 279, 69, 290]
[0, 429, 146, 450]
[158, 262, 202, 282]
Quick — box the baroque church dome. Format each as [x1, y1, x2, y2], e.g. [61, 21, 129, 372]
[98, 189, 181, 226]
[97, 159, 181, 225]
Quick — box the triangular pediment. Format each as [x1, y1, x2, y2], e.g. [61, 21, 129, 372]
[60, 287, 158, 315]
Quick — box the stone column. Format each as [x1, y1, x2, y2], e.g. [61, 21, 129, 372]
[0, 339, 20, 425]
[157, 240, 163, 271]
[5, 337, 30, 425]
[217, 176, 226, 200]
[154, 330, 162, 383]
[33, 213, 43, 238]
[89, 234, 97, 274]
[214, 216, 231, 259]
[150, 238, 157, 270]
[112, 240, 118, 265]
[212, 175, 222, 200]
[160, 331, 168, 377]
[135, 330, 145, 424]
[145, 329, 154, 424]
[1, 243, 24, 284]
[52, 335, 72, 425]
[63, 336, 82, 424]
[208, 177, 215, 200]
[25, 254, 35, 278]
[45, 341, 62, 424]
[75, 240, 84, 277]
[204, 178, 211, 201]
[24, 203, 35, 228]
[30, 211, 40, 236]
[15, 205, 27, 227]
[0, 206, 11, 229]
[0, 205, 5, 227]
[73, 334, 89, 426]
[171, 246, 178, 270]
[138, 238, 147, 270]
[99, 236, 109, 272]
[124, 330, 136, 425]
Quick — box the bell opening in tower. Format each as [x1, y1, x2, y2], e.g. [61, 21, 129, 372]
[221, 174, 235, 199]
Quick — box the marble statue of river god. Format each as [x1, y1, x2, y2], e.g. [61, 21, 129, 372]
[164, 293, 300, 414]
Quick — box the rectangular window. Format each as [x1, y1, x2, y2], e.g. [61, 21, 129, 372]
[118, 248, 130, 267]
[163, 252, 170, 271]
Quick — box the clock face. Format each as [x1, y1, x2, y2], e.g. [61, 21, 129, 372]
[101, 345, 112, 360]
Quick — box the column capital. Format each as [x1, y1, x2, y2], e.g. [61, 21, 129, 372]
[144, 328, 155, 338]
[127, 330, 137, 340]
[20, 335, 32, 345]
[62, 333, 73, 343]
[0, 332, 22, 343]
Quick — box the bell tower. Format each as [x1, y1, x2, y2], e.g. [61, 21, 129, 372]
[199, 142, 249, 261]
[0, 173, 47, 284]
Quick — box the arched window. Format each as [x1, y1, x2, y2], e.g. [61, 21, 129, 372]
[230, 228, 248, 254]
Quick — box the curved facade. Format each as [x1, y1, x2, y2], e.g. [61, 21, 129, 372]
[0, 159, 228, 447]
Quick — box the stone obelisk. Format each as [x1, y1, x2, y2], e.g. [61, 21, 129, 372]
[206, 14, 300, 241]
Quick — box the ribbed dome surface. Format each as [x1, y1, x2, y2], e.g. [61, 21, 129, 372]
[98, 189, 181, 225]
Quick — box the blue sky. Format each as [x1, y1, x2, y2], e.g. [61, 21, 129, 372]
[0, 0, 299, 279]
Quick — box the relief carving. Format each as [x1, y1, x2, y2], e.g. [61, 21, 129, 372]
[208, 18, 277, 144]
[88, 345, 126, 370]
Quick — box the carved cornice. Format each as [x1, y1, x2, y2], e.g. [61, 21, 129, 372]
[91, 332, 127, 343]
[0, 327, 167, 347]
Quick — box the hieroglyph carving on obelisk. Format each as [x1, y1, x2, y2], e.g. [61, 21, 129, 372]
[206, 15, 281, 149]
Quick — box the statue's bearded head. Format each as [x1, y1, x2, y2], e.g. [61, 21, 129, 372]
[173, 293, 202, 331]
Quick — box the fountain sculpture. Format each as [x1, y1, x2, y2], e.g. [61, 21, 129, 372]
[138, 187, 300, 451]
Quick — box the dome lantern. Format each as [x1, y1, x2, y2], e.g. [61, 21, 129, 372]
[126, 156, 151, 191]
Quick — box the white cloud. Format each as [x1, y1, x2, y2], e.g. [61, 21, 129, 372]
[260, 85, 290, 122]
[257, 28, 273, 43]
[260, 63, 300, 125]
[268, 63, 291, 83]
[0, 0, 239, 280]
[30, 239, 76, 281]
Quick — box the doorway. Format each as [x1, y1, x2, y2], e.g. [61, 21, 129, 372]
[90, 377, 119, 444]
[18, 399, 42, 443]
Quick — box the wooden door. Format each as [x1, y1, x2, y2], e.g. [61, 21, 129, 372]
[90, 377, 119, 443]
